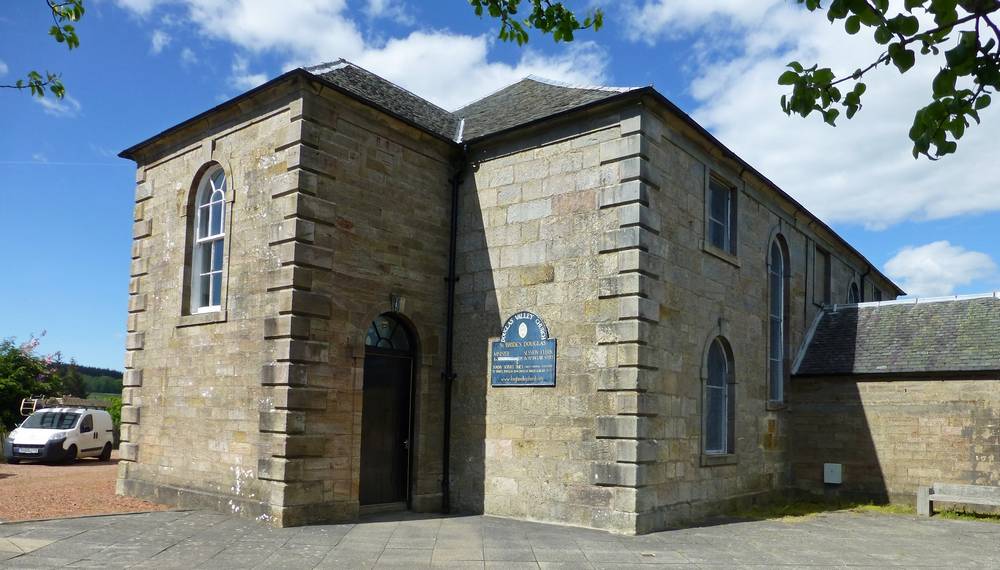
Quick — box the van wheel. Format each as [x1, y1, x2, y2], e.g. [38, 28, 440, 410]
[64, 445, 77, 464]
[99, 443, 112, 462]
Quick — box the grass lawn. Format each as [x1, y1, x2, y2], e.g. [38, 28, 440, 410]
[88, 392, 121, 402]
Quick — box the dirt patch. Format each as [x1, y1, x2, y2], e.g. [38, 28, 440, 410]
[0, 452, 168, 523]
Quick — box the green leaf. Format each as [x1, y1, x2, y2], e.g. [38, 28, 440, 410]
[778, 71, 799, 85]
[874, 25, 893, 44]
[888, 43, 915, 73]
[813, 67, 835, 85]
[932, 69, 956, 98]
[788, 61, 804, 73]
[858, 7, 881, 26]
[974, 95, 991, 110]
[823, 108, 840, 125]
[845, 15, 861, 34]
[890, 14, 919, 36]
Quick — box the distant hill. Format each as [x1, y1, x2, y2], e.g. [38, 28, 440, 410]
[56, 363, 123, 396]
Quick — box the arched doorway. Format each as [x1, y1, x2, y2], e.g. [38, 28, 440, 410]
[359, 313, 416, 508]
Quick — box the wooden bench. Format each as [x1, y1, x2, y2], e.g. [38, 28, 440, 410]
[917, 482, 1000, 516]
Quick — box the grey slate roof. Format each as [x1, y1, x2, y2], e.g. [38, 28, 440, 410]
[305, 60, 460, 141]
[794, 295, 1000, 376]
[304, 62, 637, 142]
[454, 77, 636, 140]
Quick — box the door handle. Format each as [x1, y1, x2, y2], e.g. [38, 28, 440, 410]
[402, 439, 409, 450]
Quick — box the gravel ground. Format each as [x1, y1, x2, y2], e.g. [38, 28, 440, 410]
[0, 452, 167, 523]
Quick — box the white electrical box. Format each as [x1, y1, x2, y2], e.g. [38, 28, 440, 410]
[823, 463, 843, 484]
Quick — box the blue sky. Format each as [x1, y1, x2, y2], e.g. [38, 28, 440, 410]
[2, 0, 998, 370]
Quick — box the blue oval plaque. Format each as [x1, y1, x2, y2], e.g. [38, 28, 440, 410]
[491, 311, 557, 387]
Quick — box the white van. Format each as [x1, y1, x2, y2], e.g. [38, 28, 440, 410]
[4, 408, 114, 464]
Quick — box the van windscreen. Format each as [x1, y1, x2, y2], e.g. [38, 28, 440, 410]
[22, 412, 81, 430]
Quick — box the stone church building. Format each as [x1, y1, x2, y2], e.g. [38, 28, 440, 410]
[116, 60, 998, 534]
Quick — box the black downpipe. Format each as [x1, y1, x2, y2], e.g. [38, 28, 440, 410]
[442, 155, 464, 514]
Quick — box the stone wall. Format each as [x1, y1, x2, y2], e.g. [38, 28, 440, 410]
[626, 102, 900, 530]
[452, 104, 641, 532]
[790, 376, 1000, 503]
[292, 86, 454, 519]
[118, 80, 305, 523]
[119, 76, 455, 526]
[450, 96, 899, 535]
[119, 74, 906, 533]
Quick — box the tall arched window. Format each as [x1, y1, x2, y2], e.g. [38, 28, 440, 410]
[848, 282, 860, 304]
[768, 239, 788, 404]
[191, 167, 226, 312]
[704, 337, 735, 455]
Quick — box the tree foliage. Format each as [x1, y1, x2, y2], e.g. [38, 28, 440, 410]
[0, 335, 64, 430]
[61, 360, 89, 399]
[1, 0, 85, 99]
[779, 0, 1000, 159]
[468, 0, 602, 44]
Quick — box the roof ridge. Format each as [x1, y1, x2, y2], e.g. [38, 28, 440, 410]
[454, 75, 639, 114]
[303, 59, 456, 117]
[524, 74, 640, 93]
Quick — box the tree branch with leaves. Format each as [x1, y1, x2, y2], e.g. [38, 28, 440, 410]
[468, 0, 602, 44]
[1, 0, 85, 99]
[778, 0, 1000, 159]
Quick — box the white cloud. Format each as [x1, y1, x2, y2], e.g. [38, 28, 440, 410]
[364, 0, 413, 25]
[230, 56, 268, 90]
[112, 0, 608, 110]
[151, 29, 171, 54]
[885, 241, 997, 297]
[180, 47, 198, 66]
[115, 0, 159, 16]
[625, 1, 1000, 229]
[0, 59, 7, 77]
[353, 34, 608, 110]
[34, 94, 82, 117]
[32, 153, 48, 163]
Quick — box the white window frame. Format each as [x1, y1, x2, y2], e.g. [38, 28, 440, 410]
[707, 177, 736, 255]
[703, 338, 734, 456]
[191, 167, 226, 313]
[768, 240, 785, 405]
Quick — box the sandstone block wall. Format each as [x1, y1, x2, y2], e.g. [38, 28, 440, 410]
[452, 105, 643, 532]
[790, 377, 1000, 503]
[118, 81, 305, 523]
[628, 103, 899, 529]
[450, 97, 899, 535]
[293, 87, 454, 517]
[119, 76, 455, 526]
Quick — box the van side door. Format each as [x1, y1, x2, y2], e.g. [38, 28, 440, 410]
[78, 414, 98, 456]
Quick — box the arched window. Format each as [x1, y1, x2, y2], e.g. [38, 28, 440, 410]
[365, 314, 412, 352]
[848, 282, 860, 304]
[704, 337, 735, 455]
[191, 167, 226, 312]
[768, 239, 788, 404]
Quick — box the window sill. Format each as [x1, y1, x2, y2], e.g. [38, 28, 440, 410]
[701, 453, 738, 467]
[765, 401, 787, 412]
[701, 241, 740, 268]
[177, 310, 227, 328]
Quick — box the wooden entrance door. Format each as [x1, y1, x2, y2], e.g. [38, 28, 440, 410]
[359, 353, 412, 506]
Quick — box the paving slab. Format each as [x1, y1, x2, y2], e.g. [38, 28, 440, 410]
[0, 509, 999, 568]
